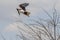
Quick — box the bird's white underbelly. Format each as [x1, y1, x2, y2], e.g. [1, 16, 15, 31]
[19, 10, 24, 13]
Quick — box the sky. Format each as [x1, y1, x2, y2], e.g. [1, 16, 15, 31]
[0, 0, 60, 40]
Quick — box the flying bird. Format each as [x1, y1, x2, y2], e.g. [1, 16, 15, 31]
[16, 3, 30, 17]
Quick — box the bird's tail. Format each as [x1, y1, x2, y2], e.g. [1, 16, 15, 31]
[24, 11, 30, 17]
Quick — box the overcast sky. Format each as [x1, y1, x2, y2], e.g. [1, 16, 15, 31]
[0, 0, 60, 40]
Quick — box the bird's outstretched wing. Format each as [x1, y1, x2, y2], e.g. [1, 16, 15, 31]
[19, 3, 29, 11]
[20, 3, 29, 7]
[16, 9, 20, 15]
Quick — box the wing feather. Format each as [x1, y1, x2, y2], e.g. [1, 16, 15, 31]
[19, 3, 29, 11]
[20, 3, 29, 7]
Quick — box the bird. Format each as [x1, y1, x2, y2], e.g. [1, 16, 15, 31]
[16, 3, 30, 17]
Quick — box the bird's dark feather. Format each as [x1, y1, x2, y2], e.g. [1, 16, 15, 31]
[19, 3, 29, 11]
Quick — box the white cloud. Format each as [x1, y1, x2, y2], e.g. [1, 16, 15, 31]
[4, 23, 16, 32]
[4, 22, 28, 32]
[4, 23, 18, 32]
